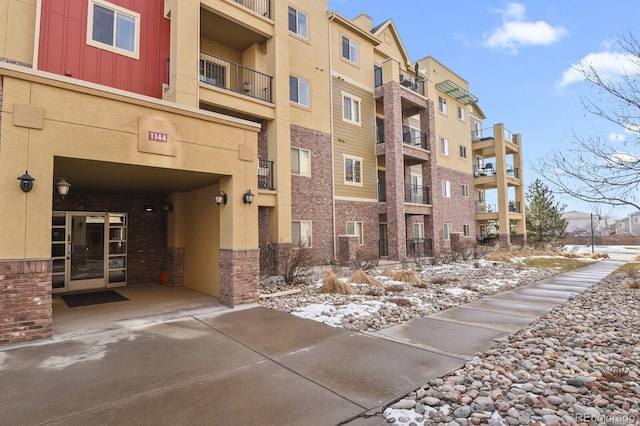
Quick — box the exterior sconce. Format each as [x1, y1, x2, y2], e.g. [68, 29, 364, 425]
[144, 203, 153, 212]
[18, 171, 35, 193]
[214, 191, 228, 206]
[161, 200, 173, 212]
[242, 189, 255, 205]
[56, 178, 71, 198]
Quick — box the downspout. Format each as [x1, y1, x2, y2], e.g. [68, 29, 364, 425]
[328, 16, 337, 260]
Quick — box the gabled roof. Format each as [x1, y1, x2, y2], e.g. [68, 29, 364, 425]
[327, 12, 381, 45]
[371, 19, 411, 67]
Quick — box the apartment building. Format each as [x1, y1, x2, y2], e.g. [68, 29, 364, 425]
[0, 0, 524, 344]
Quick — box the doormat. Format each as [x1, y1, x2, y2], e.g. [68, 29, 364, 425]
[61, 290, 129, 308]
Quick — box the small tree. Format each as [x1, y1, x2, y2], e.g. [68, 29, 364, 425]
[526, 179, 568, 244]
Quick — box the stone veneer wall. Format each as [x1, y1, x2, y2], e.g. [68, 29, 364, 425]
[219, 249, 260, 306]
[290, 124, 334, 264]
[0, 259, 52, 344]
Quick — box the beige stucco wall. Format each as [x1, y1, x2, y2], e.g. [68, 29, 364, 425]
[0, 0, 36, 64]
[0, 66, 259, 296]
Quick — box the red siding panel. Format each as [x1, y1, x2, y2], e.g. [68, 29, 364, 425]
[38, 0, 170, 99]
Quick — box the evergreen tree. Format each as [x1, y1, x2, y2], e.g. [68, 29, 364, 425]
[526, 179, 568, 244]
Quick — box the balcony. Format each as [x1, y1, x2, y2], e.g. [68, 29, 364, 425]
[199, 52, 273, 103]
[402, 126, 429, 150]
[474, 164, 495, 177]
[374, 66, 425, 96]
[231, 0, 271, 18]
[407, 238, 433, 257]
[405, 184, 430, 204]
[258, 159, 274, 190]
[476, 201, 522, 213]
[506, 165, 520, 179]
[472, 127, 519, 146]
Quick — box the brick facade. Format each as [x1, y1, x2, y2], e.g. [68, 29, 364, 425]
[334, 200, 380, 259]
[290, 124, 334, 264]
[167, 247, 185, 287]
[53, 192, 168, 285]
[219, 249, 260, 306]
[0, 259, 52, 344]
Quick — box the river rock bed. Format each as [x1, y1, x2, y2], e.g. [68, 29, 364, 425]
[260, 260, 556, 332]
[383, 272, 640, 425]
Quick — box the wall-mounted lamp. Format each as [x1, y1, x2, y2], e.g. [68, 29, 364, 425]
[161, 200, 173, 212]
[18, 171, 35, 193]
[55, 178, 71, 198]
[214, 191, 228, 206]
[144, 203, 154, 212]
[242, 189, 255, 205]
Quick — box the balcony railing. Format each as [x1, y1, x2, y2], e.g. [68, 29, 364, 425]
[509, 201, 522, 213]
[374, 67, 425, 96]
[405, 184, 430, 204]
[378, 182, 387, 202]
[199, 52, 273, 103]
[476, 202, 497, 213]
[472, 127, 519, 146]
[407, 238, 433, 257]
[474, 165, 496, 177]
[506, 165, 520, 179]
[402, 125, 429, 150]
[258, 159, 274, 190]
[231, 0, 271, 18]
[399, 69, 425, 96]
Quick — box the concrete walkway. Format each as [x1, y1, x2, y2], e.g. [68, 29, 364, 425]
[0, 260, 624, 426]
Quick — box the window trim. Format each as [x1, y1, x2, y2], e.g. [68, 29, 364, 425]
[463, 224, 471, 237]
[346, 221, 364, 245]
[289, 75, 310, 107]
[440, 137, 449, 156]
[343, 155, 363, 186]
[457, 106, 465, 121]
[461, 184, 469, 198]
[86, 0, 140, 60]
[292, 220, 312, 248]
[459, 144, 467, 159]
[438, 96, 448, 114]
[341, 35, 359, 64]
[443, 223, 452, 241]
[441, 180, 451, 198]
[288, 6, 308, 39]
[291, 147, 311, 177]
[342, 92, 361, 125]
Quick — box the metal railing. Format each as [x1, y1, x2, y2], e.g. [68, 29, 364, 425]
[474, 165, 496, 177]
[378, 182, 387, 202]
[471, 127, 518, 146]
[476, 202, 497, 213]
[258, 159, 274, 190]
[399, 69, 425, 96]
[509, 201, 522, 213]
[199, 52, 273, 103]
[231, 0, 271, 18]
[402, 125, 429, 150]
[405, 184, 430, 204]
[407, 238, 433, 257]
[506, 166, 520, 179]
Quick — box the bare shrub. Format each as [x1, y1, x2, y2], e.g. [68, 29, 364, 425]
[629, 281, 640, 289]
[439, 251, 455, 264]
[386, 297, 414, 307]
[349, 249, 379, 271]
[392, 269, 420, 284]
[318, 271, 356, 295]
[473, 261, 481, 268]
[460, 282, 477, 292]
[384, 283, 406, 292]
[349, 270, 382, 286]
[274, 240, 314, 285]
[599, 365, 631, 383]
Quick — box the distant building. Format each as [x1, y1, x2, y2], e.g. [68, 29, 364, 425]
[562, 211, 607, 236]
[614, 211, 640, 236]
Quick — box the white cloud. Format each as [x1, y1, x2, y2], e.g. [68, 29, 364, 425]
[607, 151, 640, 167]
[609, 132, 626, 142]
[559, 51, 640, 88]
[483, 3, 566, 54]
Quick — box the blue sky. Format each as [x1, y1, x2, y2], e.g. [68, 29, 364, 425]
[328, 0, 640, 217]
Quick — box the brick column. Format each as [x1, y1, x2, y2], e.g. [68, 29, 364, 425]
[219, 249, 260, 306]
[167, 247, 185, 287]
[0, 259, 52, 344]
[337, 235, 360, 265]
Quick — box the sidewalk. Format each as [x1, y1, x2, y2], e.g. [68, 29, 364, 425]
[0, 260, 624, 426]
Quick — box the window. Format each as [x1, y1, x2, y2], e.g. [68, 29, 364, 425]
[459, 144, 467, 159]
[414, 223, 424, 239]
[346, 221, 364, 245]
[288, 7, 308, 38]
[344, 156, 362, 184]
[463, 224, 470, 237]
[292, 221, 312, 247]
[443, 223, 452, 240]
[341, 36, 359, 63]
[441, 180, 451, 198]
[291, 147, 311, 176]
[87, 0, 140, 59]
[457, 106, 465, 120]
[634, 217, 640, 224]
[461, 184, 469, 197]
[289, 76, 309, 106]
[440, 138, 449, 156]
[438, 96, 447, 114]
[473, 121, 482, 139]
[342, 93, 361, 124]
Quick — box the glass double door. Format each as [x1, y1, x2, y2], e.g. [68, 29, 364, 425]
[52, 212, 127, 292]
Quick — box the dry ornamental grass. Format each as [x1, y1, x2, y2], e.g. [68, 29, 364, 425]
[318, 271, 356, 295]
[349, 270, 382, 286]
